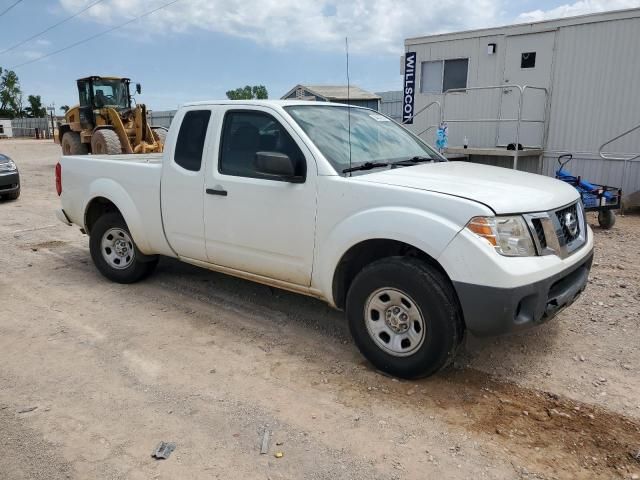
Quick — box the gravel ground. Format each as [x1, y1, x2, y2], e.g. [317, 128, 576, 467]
[1, 139, 639, 480]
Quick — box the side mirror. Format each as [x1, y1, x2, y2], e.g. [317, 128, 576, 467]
[255, 151, 304, 183]
[135, 83, 142, 94]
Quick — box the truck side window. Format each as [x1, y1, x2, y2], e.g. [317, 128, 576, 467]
[219, 110, 306, 179]
[174, 110, 211, 172]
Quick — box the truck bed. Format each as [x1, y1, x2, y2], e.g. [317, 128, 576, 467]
[59, 153, 169, 255]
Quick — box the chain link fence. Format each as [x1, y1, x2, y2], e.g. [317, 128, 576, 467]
[10, 117, 53, 138]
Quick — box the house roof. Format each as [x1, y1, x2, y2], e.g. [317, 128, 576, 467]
[281, 84, 381, 101]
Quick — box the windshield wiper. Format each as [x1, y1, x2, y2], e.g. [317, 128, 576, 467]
[342, 161, 389, 174]
[390, 156, 432, 168]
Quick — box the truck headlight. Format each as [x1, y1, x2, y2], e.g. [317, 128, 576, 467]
[466, 216, 536, 257]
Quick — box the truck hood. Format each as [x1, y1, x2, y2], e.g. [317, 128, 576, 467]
[358, 161, 579, 214]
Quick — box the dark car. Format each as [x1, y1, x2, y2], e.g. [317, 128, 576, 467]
[0, 153, 20, 200]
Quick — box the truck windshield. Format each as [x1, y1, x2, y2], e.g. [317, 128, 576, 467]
[92, 80, 129, 109]
[284, 105, 443, 175]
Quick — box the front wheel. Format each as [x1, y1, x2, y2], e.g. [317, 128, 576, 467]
[346, 257, 464, 379]
[89, 213, 158, 283]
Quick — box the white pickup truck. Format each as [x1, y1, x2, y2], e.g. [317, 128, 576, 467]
[56, 100, 593, 378]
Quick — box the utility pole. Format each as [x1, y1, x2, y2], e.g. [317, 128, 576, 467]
[48, 103, 56, 142]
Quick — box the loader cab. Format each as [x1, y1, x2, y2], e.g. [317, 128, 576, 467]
[76, 76, 134, 128]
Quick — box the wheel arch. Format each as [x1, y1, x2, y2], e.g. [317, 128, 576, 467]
[83, 179, 153, 253]
[316, 206, 465, 308]
[85, 196, 122, 234]
[331, 238, 456, 311]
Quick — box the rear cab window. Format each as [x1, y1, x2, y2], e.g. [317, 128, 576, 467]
[174, 110, 211, 171]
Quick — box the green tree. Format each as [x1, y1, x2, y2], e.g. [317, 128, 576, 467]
[25, 95, 46, 118]
[0, 67, 23, 118]
[60, 105, 70, 114]
[226, 85, 268, 100]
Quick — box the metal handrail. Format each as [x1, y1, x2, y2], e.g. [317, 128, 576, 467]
[598, 122, 640, 161]
[417, 125, 438, 138]
[402, 100, 441, 125]
[441, 84, 548, 169]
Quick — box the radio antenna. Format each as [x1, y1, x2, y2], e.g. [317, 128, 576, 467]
[346, 37, 352, 176]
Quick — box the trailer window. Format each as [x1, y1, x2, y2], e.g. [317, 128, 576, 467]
[420, 61, 443, 94]
[521, 52, 536, 69]
[443, 59, 468, 92]
[174, 110, 211, 172]
[420, 58, 468, 93]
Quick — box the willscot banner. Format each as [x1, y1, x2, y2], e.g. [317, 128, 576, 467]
[402, 52, 417, 124]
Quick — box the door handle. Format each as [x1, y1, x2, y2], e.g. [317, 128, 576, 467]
[206, 188, 227, 196]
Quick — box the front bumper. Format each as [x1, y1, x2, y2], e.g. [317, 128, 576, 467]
[0, 171, 20, 194]
[453, 250, 593, 337]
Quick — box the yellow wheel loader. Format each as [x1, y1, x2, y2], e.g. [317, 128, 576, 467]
[58, 76, 166, 155]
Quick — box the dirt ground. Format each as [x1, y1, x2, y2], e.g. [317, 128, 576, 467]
[1, 139, 639, 480]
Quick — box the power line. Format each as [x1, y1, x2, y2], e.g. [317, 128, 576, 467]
[0, 0, 107, 56]
[0, 0, 23, 18]
[10, 0, 182, 69]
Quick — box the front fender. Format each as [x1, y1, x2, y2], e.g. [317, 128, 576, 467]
[314, 207, 465, 305]
[84, 178, 152, 254]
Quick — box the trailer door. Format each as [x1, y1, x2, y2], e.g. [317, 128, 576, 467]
[497, 31, 555, 148]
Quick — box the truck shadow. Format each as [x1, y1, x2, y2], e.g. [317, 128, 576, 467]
[152, 256, 559, 379]
[149, 259, 638, 480]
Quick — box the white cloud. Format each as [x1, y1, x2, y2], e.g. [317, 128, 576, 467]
[59, 0, 503, 54]
[517, 0, 640, 22]
[23, 50, 44, 60]
[35, 39, 52, 46]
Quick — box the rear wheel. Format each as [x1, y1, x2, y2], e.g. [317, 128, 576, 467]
[597, 210, 616, 229]
[89, 213, 158, 283]
[346, 257, 464, 379]
[61, 132, 89, 155]
[91, 129, 122, 155]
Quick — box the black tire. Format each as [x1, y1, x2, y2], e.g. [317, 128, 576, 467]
[4, 189, 20, 200]
[61, 132, 89, 155]
[89, 213, 158, 284]
[91, 129, 122, 155]
[597, 210, 615, 229]
[346, 257, 464, 379]
[152, 127, 167, 146]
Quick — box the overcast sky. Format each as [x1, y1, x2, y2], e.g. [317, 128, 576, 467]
[1, 0, 639, 111]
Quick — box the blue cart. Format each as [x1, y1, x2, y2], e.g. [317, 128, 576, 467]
[555, 154, 622, 229]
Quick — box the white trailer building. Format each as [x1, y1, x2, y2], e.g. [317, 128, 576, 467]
[402, 8, 640, 205]
[0, 119, 12, 138]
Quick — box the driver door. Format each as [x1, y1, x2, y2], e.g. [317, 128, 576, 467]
[203, 106, 317, 286]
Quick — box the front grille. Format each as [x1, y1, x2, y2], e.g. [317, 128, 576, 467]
[525, 201, 585, 258]
[555, 203, 581, 244]
[531, 218, 547, 249]
[0, 183, 17, 191]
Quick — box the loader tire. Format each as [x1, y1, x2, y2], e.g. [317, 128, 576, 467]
[152, 127, 168, 146]
[91, 129, 123, 155]
[61, 132, 89, 155]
